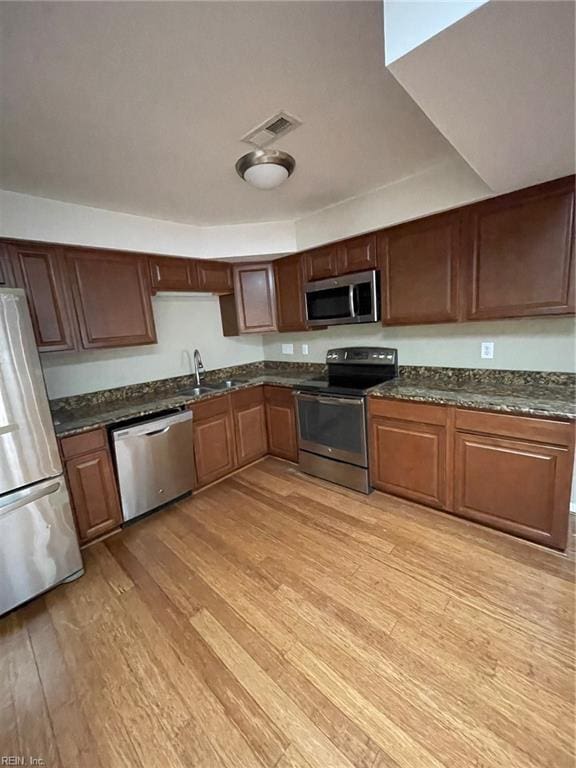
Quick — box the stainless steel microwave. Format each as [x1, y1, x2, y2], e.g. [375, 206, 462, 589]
[304, 269, 380, 327]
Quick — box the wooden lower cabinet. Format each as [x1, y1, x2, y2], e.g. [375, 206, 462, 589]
[264, 385, 298, 462]
[369, 399, 449, 510]
[453, 410, 574, 549]
[368, 398, 574, 550]
[60, 429, 122, 545]
[189, 395, 237, 487]
[231, 387, 268, 467]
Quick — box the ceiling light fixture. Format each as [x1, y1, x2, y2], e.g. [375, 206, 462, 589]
[235, 149, 295, 190]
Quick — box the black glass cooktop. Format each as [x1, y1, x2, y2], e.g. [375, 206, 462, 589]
[297, 372, 394, 397]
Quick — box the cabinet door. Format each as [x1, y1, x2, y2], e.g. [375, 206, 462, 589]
[275, 254, 307, 331]
[0, 244, 16, 287]
[340, 234, 378, 275]
[275, 254, 324, 332]
[65, 449, 122, 544]
[368, 399, 449, 509]
[231, 387, 268, 467]
[9, 243, 78, 352]
[197, 261, 233, 294]
[454, 431, 572, 549]
[149, 255, 198, 292]
[191, 396, 237, 486]
[264, 386, 298, 462]
[465, 177, 575, 319]
[381, 211, 461, 325]
[66, 249, 156, 349]
[303, 245, 343, 282]
[233, 263, 278, 333]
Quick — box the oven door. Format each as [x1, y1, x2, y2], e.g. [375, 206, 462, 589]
[305, 270, 379, 327]
[295, 392, 367, 467]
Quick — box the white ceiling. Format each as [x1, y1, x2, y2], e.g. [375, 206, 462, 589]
[387, 0, 575, 193]
[0, 1, 457, 226]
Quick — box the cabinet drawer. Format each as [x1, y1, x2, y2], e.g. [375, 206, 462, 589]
[60, 428, 107, 459]
[189, 394, 231, 421]
[264, 384, 295, 405]
[369, 397, 448, 426]
[455, 409, 574, 446]
[230, 385, 264, 409]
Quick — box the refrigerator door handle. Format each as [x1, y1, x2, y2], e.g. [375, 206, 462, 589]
[0, 480, 61, 519]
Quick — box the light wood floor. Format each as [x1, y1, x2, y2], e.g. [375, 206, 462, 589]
[1, 457, 575, 768]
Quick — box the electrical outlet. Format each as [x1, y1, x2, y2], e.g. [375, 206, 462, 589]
[301, 344, 309, 355]
[481, 341, 494, 359]
[281, 343, 294, 355]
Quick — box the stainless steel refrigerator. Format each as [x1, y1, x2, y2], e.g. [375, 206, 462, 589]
[0, 288, 83, 616]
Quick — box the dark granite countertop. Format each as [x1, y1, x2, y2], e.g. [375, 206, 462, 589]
[51, 366, 319, 438]
[51, 362, 576, 438]
[371, 377, 576, 421]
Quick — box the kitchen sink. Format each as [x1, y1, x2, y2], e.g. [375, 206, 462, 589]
[179, 385, 217, 396]
[208, 379, 247, 390]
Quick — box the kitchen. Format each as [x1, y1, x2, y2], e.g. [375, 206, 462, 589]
[1, 2, 575, 767]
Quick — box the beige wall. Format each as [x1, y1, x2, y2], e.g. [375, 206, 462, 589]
[0, 190, 296, 259]
[294, 156, 490, 249]
[262, 316, 576, 372]
[42, 294, 264, 399]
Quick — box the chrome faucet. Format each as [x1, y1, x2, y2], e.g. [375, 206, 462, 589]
[193, 349, 205, 386]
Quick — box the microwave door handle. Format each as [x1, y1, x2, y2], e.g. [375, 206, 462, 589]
[349, 285, 356, 318]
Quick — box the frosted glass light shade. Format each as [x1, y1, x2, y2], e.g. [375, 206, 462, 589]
[243, 163, 289, 190]
[236, 149, 295, 190]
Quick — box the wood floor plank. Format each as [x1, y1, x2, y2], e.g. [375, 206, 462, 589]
[191, 608, 357, 768]
[23, 600, 105, 768]
[1, 457, 573, 768]
[107, 537, 287, 768]
[0, 611, 61, 766]
[111, 534, 385, 768]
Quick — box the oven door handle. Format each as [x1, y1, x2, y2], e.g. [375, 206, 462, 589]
[296, 392, 364, 406]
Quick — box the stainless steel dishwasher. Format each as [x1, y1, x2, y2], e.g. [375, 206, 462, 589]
[112, 410, 195, 522]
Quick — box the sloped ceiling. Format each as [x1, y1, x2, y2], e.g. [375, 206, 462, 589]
[386, 0, 575, 193]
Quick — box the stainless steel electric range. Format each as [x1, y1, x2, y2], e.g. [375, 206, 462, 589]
[294, 347, 398, 493]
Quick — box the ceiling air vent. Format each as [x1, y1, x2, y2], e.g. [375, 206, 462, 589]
[241, 111, 302, 148]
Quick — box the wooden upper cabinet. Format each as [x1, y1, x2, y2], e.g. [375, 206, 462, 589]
[275, 254, 307, 331]
[233, 263, 278, 333]
[8, 242, 78, 352]
[340, 233, 378, 274]
[465, 176, 575, 319]
[303, 244, 343, 282]
[380, 211, 462, 325]
[0, 245, 16, 287]
[453, 410, 574, 549]
[66, 249, 157, 349]
[149, 255, 198, 293]
[197, 260, 233, 294]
